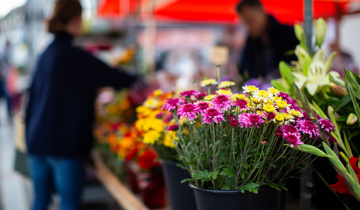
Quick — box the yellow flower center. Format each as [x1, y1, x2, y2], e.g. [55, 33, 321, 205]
[276, 100, 288, 109]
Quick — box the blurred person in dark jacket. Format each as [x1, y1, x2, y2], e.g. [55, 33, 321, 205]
[236, 0, 298, 81]
[25, 1, 138, 210]
[0, 40, 13, 122]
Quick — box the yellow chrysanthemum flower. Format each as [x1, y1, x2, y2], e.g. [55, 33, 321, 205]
[263, 104, 275, 113]
[143, 130, 161, 144]
[255, 90, 270, 98]
[143, 118, 164, 132]
[231, 94, 247, 101]
[290, 110, 302, 117]
[136, 106, 152, 116]
[200, 79, 218, 87]
[252, 97, 262, 104]
[275, 114, 285, 122]
[268, 87, 280, 95]
[257, 110, 265, 116]
[153, 89, 163, 96]
[276, 100, 288, 109]
[144, 98, 159, 109]
[273, 96, 282, 102]
[243, 85, 259, 93]
[218, 81, 235, 88]
[217, 89, 233, 96]
[164, 131, 177, 148]
[282, 113, 294, 120]
[204, 94, 216, 101]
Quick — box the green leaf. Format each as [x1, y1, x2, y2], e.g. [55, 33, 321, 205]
[220, 168, 236, 177]
[333, 95, 351, 113]
[347, 161, 359, 184]
[181, 178, 192, 184]
[311, 101, 327, 119]
[279, 61, 294, 86]
[345, 77, 360, 127]
[238, 182, 260, 194]
[322, 142, 348, 175]
[349, 130, 360, 140]
[192, 170, 212, 182]
[271, 79, 289, 93]
[290, 144, 329, 158]
[345, 70, 360, 99]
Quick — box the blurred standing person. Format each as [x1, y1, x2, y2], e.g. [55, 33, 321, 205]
[25, 1, 138, 210]
[0, 40, 13, 122]
[236, 0, 298, 82]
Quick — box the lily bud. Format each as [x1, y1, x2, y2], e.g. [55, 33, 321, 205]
[347, 113, 358, 125]
[314, 18, 326, 47]
[329, 82, 348, 97]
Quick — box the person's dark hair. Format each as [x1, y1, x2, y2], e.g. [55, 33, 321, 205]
[235, 0, 263, 14]
[47, 0, 82, 34]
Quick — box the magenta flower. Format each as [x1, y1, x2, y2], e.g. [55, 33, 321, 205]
[202, 108, 225, 124]
[230, 119, 239, 127]
[212, 95, 232, 110]
[167, 124, 179, 131]
[275, 129, 283, 137]
[281, 124, 299, 134]
[238, 113, 265, 128]
[319, 118, 335, 133]
[261, 140, 268, 145]
[283, 133, 303, 148]
[296, 119, 320, 138]
[267, 112, 276, 120]
[232, 99, 248, 109]
[195, 92, 207, 99]
[164, 113, 174, 123]
[197, 102, 210, 111]
[177, 103, 201, 121]
[180, 90, 199, 98]
[155, 112, 166, 118]
[162, 98, 180, 111]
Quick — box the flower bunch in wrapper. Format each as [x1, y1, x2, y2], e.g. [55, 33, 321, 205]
[134, 89, 179, 162]
[161, 79, 334, 192]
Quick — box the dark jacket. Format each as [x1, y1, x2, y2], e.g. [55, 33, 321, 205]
[239, 15, 298, 79]
[25, 32, 137, 158]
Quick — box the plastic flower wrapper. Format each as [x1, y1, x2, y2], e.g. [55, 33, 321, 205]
[134, 89, 180, 162]
[162, 79, 327, 192]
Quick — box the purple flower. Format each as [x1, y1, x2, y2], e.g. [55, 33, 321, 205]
[238, 113, 265, 128]
[195, 92, 207, 99]
[167, 124, 179, 131]
[164, 113, 174, 123]
[202, 108, 225, 124]
[296, 119, 320, 138]
[162, 98, 180, 111]
[232, 99, 248, 109]
[177, 103, 201, 121]
[319, 118, 335, 133]
[212, 95, 232, 110]
[230, 119, 239, 127]
[180, 90, 200, 98]
[281, 124, 299, 134]
[283, 133, 303, 148]
[197, 102, 210, 111]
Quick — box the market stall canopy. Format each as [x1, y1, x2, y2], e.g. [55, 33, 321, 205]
[144, 0, 359, 24]
[97, 0, 141, 19]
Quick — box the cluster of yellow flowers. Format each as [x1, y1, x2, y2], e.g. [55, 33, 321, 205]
[135, 90, 178, 148]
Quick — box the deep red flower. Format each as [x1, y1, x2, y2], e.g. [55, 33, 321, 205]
[330, 157, 360, 195]
[275, 129, 283, 137]
[138, 150, 159, 170]
[125, 148, 138, 162]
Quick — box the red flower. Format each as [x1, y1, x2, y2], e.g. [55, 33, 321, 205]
[330, 157, 360, 195]
[125, 148, 138, 162]
[138, 150, 159, 170]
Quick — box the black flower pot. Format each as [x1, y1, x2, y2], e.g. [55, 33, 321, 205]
[190, 184, 285, 210]
[162, 160, 197, 210]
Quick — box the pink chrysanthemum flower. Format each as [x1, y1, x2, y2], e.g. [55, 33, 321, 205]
[296, 119, 320, 138]
[202, 108, 225, 124]
[284, 133, 303, 148]
[238, 113, 265, 128]
[267, 112, 276, 120]
[281, 124, 299, 134]
[197, 102, 210, 111]
[167, 124, 179, 131]
[177, 103, 201, 121]
[319, 118, 335, 133]
[180, 90, 200, 98]
[195, 92, 207, 99]
[212, 95, 232, 110]
[162, 98, 180, 111]
[164, 113, 174, 123]
[232, 99, 248, 109]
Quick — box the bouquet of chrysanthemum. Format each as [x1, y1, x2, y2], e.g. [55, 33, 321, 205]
[162, 79, 335, 192]
[134, 89, 180, 161]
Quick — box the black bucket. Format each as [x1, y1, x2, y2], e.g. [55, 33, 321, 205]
[190, 184, 285, 210]
[162, 160, 197, 210]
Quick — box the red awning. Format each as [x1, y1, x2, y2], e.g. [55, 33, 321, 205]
[150, 0, 355, 24]
[97, 0, 140, 19]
